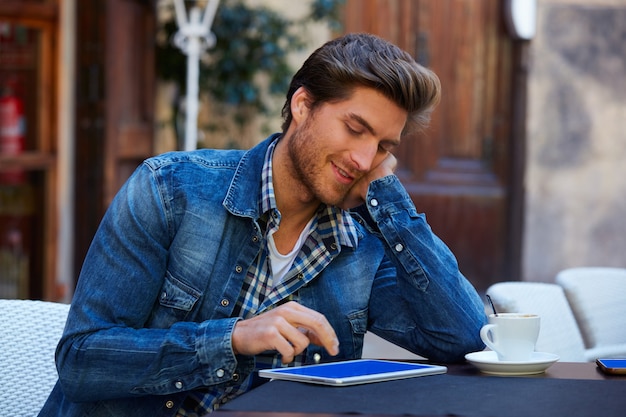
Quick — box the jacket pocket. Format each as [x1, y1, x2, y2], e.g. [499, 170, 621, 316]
[347, 308, 368, 357]
[147, 272, 202, 328]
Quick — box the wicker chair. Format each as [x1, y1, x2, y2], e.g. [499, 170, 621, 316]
[0, 299, 70, 416]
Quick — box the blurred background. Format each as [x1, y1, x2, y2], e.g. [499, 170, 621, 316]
[1, 0, 624, 303]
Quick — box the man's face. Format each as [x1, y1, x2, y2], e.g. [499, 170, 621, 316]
[287, 87, 407, 206]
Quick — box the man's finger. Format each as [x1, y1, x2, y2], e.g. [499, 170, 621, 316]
[278, 303, 339, 356]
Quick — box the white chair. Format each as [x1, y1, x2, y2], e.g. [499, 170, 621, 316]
[0, 299, 70, 417]
[485, 282, 588, 362]
[362, 332, 424, 360]
[555, 267, 626, 359]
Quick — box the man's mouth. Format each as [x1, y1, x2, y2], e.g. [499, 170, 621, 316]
[332, 162, 355, 184]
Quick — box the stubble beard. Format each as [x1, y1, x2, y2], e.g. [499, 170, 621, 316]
[287, 125, 350, 207]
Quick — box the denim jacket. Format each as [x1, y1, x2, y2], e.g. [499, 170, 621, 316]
[39, 135, 486, 417]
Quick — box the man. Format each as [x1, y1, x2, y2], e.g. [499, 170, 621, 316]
[40, 33, 486, 417]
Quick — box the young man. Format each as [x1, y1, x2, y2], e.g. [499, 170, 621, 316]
[40, 33, 486, 417]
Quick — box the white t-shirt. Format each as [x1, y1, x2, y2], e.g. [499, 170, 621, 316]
[267, 216, 315, 288]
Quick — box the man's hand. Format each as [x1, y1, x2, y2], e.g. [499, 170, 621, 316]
[231, 301, 339, 364]
[340, 152, 397, 210]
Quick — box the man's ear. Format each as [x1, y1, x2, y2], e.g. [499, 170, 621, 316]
[290, 86, 311, 125]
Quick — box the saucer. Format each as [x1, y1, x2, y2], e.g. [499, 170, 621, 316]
[464, 351, 559, 375]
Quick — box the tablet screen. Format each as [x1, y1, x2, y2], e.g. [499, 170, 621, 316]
[258, 359, 447, 386]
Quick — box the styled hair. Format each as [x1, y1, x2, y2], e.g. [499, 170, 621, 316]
[281, 33, 441, 136]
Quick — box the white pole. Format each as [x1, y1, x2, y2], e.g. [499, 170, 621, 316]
[183, 7, 201, 151]
[57, 0, 76, 301]
[173, 0, 187, 28]
[172, 0, 219, 151]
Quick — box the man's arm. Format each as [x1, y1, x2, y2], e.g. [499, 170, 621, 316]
[357, 175, 487, 362]
[345, 152, 486, 362]
[56, 163, 247, 401]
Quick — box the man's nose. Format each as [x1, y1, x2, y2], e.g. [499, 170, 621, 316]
[350, 141, 378, 172]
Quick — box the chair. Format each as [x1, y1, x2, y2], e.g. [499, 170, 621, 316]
[0, 299, 70, 417]
[362, 332, 424, 360]
[485, 282, 588, 362]
[555, 267, 626, 359]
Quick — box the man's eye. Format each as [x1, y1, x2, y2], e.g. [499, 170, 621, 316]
[379, 143, 396, 153]
[346, 125, 362, 135]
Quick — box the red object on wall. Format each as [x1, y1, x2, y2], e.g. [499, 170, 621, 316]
[0, 85, 26, 184]
[0, 82, 30, 297]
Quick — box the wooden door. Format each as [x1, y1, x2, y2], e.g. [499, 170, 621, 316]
[74, 0, 155, 281]
[344, 0, 524, 291]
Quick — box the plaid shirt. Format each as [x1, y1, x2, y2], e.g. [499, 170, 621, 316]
[177, 139, 359, 415]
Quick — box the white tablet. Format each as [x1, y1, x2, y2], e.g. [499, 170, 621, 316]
[258, 359, 447, 386]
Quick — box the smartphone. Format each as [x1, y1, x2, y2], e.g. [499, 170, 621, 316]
[596, 359, 626, 375]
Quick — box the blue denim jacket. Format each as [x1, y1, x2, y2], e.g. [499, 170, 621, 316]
[39, 135, 486, 417]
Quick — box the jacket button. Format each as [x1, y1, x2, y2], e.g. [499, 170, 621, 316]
[220, 299, 229, 307]
[394, 243, 404, 252]
[235, 265, 243, 273]
[232, 373, 240, 382]
[216, 369, 225, 378]
[175, 381, 183, 389]
[252, 235, 259, 242]
[165, 400, 174, 409]
[370, 198, 379, 207]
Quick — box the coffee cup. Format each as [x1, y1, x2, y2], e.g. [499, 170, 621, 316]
[480, 313, 540, 362]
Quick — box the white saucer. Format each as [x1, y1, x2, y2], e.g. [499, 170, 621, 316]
[464, 351, 560, 375]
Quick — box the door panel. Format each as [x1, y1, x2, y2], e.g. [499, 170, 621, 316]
[344, 0, 517, 291]
[74, 0, 155, 282]
[104, 0, 155, 206]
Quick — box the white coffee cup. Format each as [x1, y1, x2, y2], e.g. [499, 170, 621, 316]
[480, 313, 540, 362]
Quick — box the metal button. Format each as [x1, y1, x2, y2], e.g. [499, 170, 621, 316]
[297, 273, 304, 280]
[216, 369, 225, 378]
[165, 400, 174, 409]
[330, 243, 337, 250]
[175, 381, 183, 389]
[252, 235, 259, 242]
[395, 243, 404, 252]
[235, 265, 243, 273]
[232, 373, 240, 382]
[160, 292, 167, 300]
[220, 299, 230, 307]
[370, 198, 379, 207]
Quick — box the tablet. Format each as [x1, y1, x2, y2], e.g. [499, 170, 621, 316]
[258, 359, 447, 386]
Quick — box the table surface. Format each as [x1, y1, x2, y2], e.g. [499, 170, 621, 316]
[213, 361, 625, 417]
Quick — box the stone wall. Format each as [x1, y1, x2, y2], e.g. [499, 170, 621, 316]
[523, 0, 626, 281]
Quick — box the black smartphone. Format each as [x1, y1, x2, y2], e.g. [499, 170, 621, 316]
[596, 359, 626, 375]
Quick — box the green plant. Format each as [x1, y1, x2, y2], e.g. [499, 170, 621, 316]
[156, 0, 344, 146]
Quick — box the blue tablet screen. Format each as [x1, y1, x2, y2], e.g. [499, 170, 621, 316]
[269, 360, 433, 378]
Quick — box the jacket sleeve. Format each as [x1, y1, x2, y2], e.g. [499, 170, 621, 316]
[55, 162, 253, 402]
[353, 175, 487, 362]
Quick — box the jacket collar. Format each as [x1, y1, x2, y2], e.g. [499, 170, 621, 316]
[223, 133, 280, 219]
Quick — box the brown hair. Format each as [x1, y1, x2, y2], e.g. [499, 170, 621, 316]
[281, 33, 441, 136]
